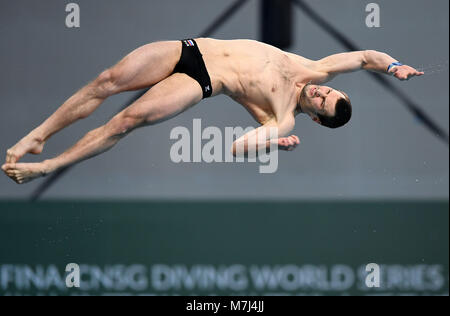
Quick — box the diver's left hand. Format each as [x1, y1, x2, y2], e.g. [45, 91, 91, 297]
[389, 65, 424, 81]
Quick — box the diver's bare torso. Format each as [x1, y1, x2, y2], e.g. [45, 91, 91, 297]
[195, 38, 328, 124]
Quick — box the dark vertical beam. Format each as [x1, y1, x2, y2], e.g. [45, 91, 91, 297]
[261, 0, 293, 49]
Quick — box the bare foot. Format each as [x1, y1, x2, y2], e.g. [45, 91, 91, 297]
[2, 162, 49, 184]
[6, 135, 45, 163]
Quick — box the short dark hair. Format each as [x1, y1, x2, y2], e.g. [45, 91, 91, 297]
[317, 92, 352, 129]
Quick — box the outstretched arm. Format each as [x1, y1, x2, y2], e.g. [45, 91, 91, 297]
[314, 50, 424, 81]
[231, 116, 300, 157]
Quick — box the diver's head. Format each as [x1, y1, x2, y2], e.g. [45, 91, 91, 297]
[299, 83, 352, 128]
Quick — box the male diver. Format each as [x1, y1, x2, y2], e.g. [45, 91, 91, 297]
[2, 38, 423, 184]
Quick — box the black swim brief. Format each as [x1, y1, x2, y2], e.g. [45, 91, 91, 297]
[173, 39, 213, 99]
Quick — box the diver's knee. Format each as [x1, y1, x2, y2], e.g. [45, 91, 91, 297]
[94, 69, 121, 97]
[110, 112, 145, 137]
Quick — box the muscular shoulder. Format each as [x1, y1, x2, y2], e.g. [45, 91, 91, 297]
[283, 51, 316, 69]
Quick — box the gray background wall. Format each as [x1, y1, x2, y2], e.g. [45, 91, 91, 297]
[0, 0, 448, 200]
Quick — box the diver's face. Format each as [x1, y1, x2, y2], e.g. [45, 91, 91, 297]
[302, 84, 345, 118]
